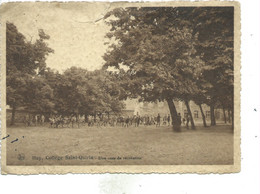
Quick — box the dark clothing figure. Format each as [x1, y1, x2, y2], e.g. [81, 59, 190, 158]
[125, 117, 130, 127]
[156, 114, 161, 127]
[186, 115, 190, 129]
[135, 116, 140, 127]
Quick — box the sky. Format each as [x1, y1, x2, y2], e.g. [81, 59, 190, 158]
[3, 2, 113, 72]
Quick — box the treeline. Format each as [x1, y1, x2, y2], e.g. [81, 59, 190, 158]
[7, 23, 125, 125]
[103, 7, 234, 131]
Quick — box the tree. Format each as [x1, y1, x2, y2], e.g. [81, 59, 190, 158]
[45, 67, 125, 118]
[6, 22, 54, 125]
[24, 76, 55, 114]
[103, 7, 205, 131]
[87, 70, 126, 115]
[190, 7, 234, 126]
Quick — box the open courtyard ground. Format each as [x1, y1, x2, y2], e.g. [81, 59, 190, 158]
[6, 124, 234, 165]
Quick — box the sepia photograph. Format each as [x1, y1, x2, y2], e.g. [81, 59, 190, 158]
[1, 1, 240, 174]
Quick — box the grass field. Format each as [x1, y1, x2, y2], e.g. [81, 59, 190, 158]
[6, 124, 234, 165]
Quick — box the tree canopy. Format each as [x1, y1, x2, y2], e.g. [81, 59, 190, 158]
[7, 22, 55, 124]
[103, 7, 234, 130]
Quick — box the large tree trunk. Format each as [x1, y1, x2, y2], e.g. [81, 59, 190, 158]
[210, 104, 216, 126]
[166, 99, 180, 132]
[198, 103, 207, 127]
[222, 107, 227, 123]
[184, 100, 195, 129]
[11, 102, 16, 126]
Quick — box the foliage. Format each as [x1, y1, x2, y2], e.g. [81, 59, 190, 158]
[6, 22, 54, 117]
[104, 7, 204, 103]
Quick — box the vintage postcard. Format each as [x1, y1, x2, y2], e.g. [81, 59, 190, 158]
[0, 1, 240, 174]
